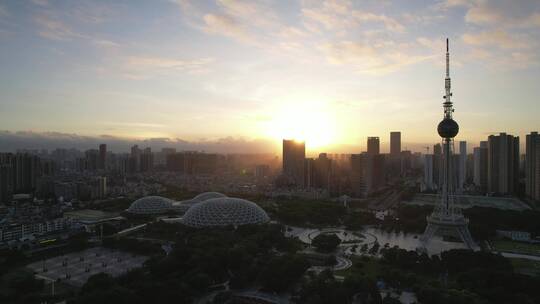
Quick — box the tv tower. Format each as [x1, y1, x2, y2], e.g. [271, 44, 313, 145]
[421, 39, 476, 250]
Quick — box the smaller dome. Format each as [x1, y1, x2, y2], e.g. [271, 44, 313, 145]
[126, 196, 173, 215]
[437, 118, 459, 138]
[193, 192, 227, 202]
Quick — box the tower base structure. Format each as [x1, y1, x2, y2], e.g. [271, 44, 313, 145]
[421, 212, 477, 250]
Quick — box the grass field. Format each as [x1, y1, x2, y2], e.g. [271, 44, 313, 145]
[509, 258, 540, 277]
[491, 240, 540, 256]
[334, 256, 381, 278]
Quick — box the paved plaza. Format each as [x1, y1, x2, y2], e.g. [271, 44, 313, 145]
[27, 247, 148, 287]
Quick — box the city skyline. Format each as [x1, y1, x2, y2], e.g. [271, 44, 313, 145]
[1, 0, 540, 152]
[0, 129, 535, 155]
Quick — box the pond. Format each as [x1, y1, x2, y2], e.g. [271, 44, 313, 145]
[288, 225, 468, 256]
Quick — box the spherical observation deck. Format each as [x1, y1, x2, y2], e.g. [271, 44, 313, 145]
[437, 118, 459, 138]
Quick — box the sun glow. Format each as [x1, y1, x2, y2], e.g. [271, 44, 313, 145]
[263, 102, 337, 150]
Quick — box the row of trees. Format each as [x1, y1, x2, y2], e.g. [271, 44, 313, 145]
[378, 247, 540, 304]
[268, 199, 378, 229]
[293, 270, 381, 303]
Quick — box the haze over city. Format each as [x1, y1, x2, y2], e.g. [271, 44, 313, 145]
[1, 0, 540, 153]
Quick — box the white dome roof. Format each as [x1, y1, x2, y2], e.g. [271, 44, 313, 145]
[126, 196, 173, 215]
[182, 197, 269, 228]
[174, 193, 227, 214]
[193, 192, 227, 202]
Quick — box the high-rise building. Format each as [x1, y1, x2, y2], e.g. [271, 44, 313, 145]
[390, 132, 401, 155]
[130, 145, 141, 173]
[156, 147, 176, 165]
[282, 139, 305, 188]
[306, 154, 332, 190]
[364, 154, 385, 195]
[313, 153, 332, 191]
[166, 151, 217, 175]
[350, 154, 366, 198]
[488, 133, 520, 195]
[458, 141, 467, 192]
[367, 137, 380, 155]
[423, 154, 434, 191]
[473, 141, 488, 193]
[433, 143, 442, 155]
[93, 176, 107, 199]
[141, 147, 154, 172]
[0, 154, 14, 203]
[84, 149, 99, 171]
[166, 153, 184, 172]
[255, 164, 270, 179]
[400, 150, 412, 176]
[13, 153, 41, 193]
[98, 144, 107, 170]
[526, 132, 540, 201]
[304, 158, 315, 189]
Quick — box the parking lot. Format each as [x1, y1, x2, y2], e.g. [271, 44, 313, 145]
[27, 247, 148, 287]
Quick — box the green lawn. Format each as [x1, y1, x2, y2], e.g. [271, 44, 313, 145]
[509, 258, 540, 277]
[492, 240, 540, 255]
[335, 256, 381, 278]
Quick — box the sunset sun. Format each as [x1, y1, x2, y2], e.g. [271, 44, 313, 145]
[264, 102, 336, 150]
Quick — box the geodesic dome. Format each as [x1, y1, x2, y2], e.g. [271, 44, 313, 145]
[192, 192, 227, 202]
[126, 196, 174, 215]
[181, 197, 269, 228]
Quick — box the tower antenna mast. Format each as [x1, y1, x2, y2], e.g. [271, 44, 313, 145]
[421, 38, 476, 251]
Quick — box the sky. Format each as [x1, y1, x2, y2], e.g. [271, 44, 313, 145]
[0, 0, 539, 154]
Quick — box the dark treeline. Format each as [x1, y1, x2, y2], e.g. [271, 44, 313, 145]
[381, 205, 540, 240]
[267, 199, 378, 228]
[378, 247, 540, 304]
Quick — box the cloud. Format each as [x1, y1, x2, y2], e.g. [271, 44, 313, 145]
[443, 1, 540, 68]
[0, 130, 278, 154]
[319, 40, 433, 75]
[465, 3, 504, 25]
[92, 39, 120, 49]
[99, 122, 167, 129]
[301, 0, 405, 33]
[352, 11, 405, 33]
[31, 0, 49, 7]
[34, 15, 83, 40]
[175, 0, 420, 75]
[125, 56, 213, 70]
[462, 30, 529, 49]
[0, 5, 8, 18]
[179, 0, 281, 47]
[32, 1, 118, 44]
[120, 56, 214, 79]
[202, 13, 256, 44]
[444, 0, 540, 29]
[443, 0, 475, 8]
[417, 37, 446, 51]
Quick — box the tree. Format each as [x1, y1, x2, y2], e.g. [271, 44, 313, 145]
[312, 234, 341, 252]
[369, 241, 380, 255]
[382, 295, 401, 304]
[259, 254, 310, 292]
